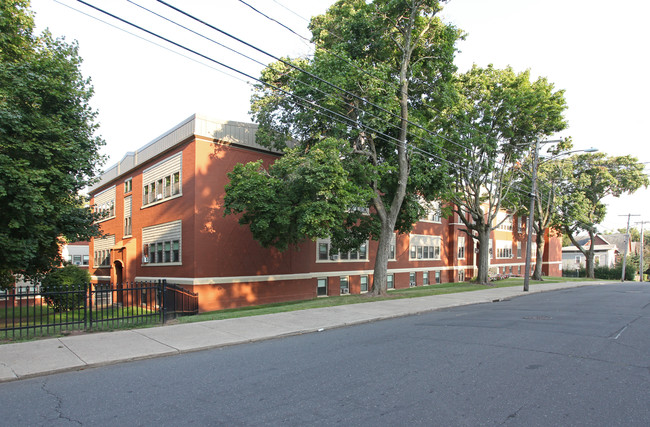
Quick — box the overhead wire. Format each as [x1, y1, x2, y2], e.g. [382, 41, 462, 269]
[70, 0, 562, 204]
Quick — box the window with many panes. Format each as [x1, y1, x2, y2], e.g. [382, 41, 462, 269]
[142, 153, 182, 207]
[93, 235, 114, 267]
[496, 241, 513, 259]
[93, 186, 116, 222]
[421, 200, 442, 222]
[387, 274, 394, 289]
[142, 220, 182, 265]
[409, 272, 416, 287]
[435, 270, 441, 284]
[316, 238, 368, 261]
[409, 234, 441, 260]
[423, 272, 429, 285]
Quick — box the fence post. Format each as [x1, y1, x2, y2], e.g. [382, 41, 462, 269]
[159, 279, 166, 324]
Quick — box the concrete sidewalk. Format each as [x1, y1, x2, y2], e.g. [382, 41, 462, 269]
[0, 281, 608, 383]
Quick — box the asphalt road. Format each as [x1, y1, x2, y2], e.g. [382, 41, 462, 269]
[1, 283, 648, 426]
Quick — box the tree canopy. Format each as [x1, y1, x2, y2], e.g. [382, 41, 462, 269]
[225, 0, 462, 294]
[556, 153, 649, 278]
[436, 65, 568, 283]
[0, 0, 104, 288]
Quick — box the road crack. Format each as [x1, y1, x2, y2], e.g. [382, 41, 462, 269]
[41, 379, 83, 426]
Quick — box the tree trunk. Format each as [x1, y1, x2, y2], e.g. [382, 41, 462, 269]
[370, 222, 394, 296]
[532, 233, 545, 280]
[476, 225, 491, 284]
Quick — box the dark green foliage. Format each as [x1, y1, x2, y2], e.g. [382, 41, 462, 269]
[0, 1, 104, 288]
[563, 263, 635, 281]
[40, 265, 90, 312]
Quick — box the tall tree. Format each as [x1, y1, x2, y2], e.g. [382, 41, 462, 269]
[225, 0, 461, 295]
[0, 1, 104, 288]
[436, 65, 567, 284]
[556, 153, 649, 278]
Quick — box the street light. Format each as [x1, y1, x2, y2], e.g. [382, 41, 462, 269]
[523, 142, 598, 292]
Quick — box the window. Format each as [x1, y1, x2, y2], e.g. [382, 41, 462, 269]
[458, 236, 466, 259]
[409, 272, 416, 287]
[142, 153, 182, 206]
[496, 211, 513, 231]
[93, 235, 115, 267]
[387, 274, 394, 289]
[360, 275, 368, 293]
[575, 255, 581, 264]
[73, 255, 82, 265]
[340, 276, 349, 295]
[316, 238, 369, 261]
[421, 201, 442, 222]
[435, 270, 441, 284]
[82, 255, 89, 265]
[317, 278, 327, 296]
[93, 186, 116, 222]
[389, 233, 396, 260]
[459, 270, 465, 281]
[409, 234, 441, 260]
[517, 216, 523, 232]
[142, 220, 182, 265]
[124, 195, 132, 237]
[423, 272, 429, 285]
[124, 178, 132, 194]
[496, 241, 513, 259]
[517, 242, 522, 258]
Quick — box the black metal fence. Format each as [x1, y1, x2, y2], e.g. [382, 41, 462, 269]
[1, 280, 198, 340]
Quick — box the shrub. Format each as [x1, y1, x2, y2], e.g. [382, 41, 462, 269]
[40, 265, 90, 312]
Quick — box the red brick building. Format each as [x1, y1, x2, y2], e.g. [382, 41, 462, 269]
[88, 114, 561, 312]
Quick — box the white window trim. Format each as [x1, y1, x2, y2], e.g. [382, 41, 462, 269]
[315, 238, 370, 263]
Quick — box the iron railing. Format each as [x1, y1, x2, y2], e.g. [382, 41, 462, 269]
[1, 281, 199, 340]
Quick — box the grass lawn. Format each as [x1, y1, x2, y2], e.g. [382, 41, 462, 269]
[179, 276, 596, 324]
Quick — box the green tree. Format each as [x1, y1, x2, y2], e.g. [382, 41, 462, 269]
[226, 0, 461, 295]
[0, 1, 104, 289]
[40, 264, 90, 312]
[437, 65, 568, 284]
[556, 153, 649, 278]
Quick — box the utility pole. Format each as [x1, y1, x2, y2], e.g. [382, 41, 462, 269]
[635, 221, 649, 282]
[619, 214, 640, 282]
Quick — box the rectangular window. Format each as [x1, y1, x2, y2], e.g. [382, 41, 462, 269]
[575, 256, 581, 263]
[410, 235, 442, 261]
[517, 242, 522, 258]
[142, 220, 182, 265]
[172, 172, 181, 195]
[164, 175, 172, 198]
[142, 153, 182, 206]
[360, 275, 368, 293]
[73, 255, 82, 265]
[458, 236, 466, 259]
[435, 270, 441, 284]
[318, 243, 328, 260]
[409, 272, 416, 287]
[340, 277, 349, 295]
[423, 272, 429, 285]
[359, 243, 367, 259]
[93, 186, 116, 222]
[82, 255, 89, 265]
[417, 246, 423, 259]
[124, 178, 132, 194]
[459, 270, 465, 281]
[124, 195, 132, 237]
[164, 241, 171, 263]
[389, 244, 395, 260]
[387, 274, 394, 289]
[93, 235, 115, 267]
[423, 246, 429, 259]
[172, 241, 180, 262]
[317, 278, 327, 296]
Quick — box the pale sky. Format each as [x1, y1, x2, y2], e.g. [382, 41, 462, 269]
[31, 0, 650, 233]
